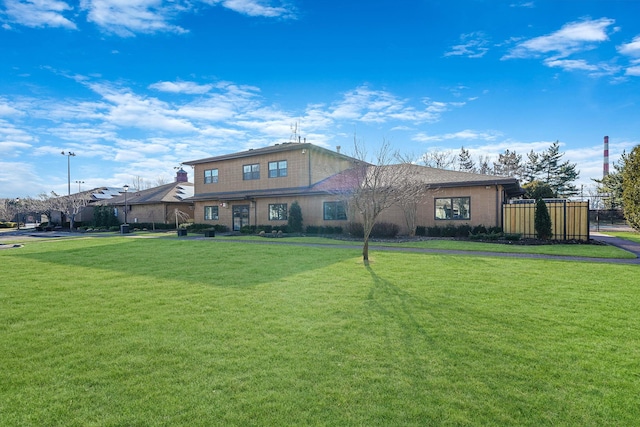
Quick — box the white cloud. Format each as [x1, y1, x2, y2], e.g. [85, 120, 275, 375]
[80, 0, 189, 37]
[617, 35, 640, 57]
[504, 18, 614, 60]
[544, 58, 599, 71]
[200, 0, 296, 19]
[444, 32, 490, 58]
[149, 81, 214, 95]
[412, 129, 502, 143]
[4, 0, 76, 29]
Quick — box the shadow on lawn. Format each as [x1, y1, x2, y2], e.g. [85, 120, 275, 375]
[12, 238, 358, 288]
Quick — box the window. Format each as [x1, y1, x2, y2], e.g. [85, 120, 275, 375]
[204, 169, 218, 184]
[243, 164, 260, 180]
[268, 160, 288, 178]
[435, 197, 470, 220]
[323, 201, 347, 220]
[269, 203, 288, 221]
[204, 206, 219, 220]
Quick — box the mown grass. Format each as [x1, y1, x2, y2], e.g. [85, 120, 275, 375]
[1, 237, 639, 426]
[211, 234, 634, 259]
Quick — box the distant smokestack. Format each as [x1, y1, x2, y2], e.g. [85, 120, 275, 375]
[603, 136, 609, 178]
[336, 145, 341, 154]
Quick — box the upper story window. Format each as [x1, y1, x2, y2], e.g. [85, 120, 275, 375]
[435, 197, 470, 220]
[243, 164, 260, 180]
[268, 160, 288, 178]
[323, 201, 347, 221]
[204, 169, 218, 184]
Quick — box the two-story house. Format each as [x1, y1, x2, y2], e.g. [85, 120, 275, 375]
[184, 142, 523, 234]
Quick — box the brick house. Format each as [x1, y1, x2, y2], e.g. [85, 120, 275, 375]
[183, 142, 523, 233]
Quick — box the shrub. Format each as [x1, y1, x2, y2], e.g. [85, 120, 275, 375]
[345, 222, 400, 238]
[306, 225, 343, 235]
[288, 201, 303, 233]
[535, 198, 553, 240]
[415, 226, 426, 236]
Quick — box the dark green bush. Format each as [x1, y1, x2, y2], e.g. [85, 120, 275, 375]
[535, 198, 553, 240]
[346, 222, 400, 238]
[415, 226, 426, 236]
[288, 201, 303, 233]
[306, 225, 343, 235]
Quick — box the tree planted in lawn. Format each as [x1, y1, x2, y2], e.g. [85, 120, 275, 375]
[338, 140, 423, 263]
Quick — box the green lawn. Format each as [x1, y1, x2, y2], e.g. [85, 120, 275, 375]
[1, 237, 639, 426]
[211, 234, 635, 259]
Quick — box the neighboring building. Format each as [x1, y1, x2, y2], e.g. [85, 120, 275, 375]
[97, 169, 194, 225]
[184, 142, 523, 234]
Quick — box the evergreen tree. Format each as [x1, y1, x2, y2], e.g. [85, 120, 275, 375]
[523, 141, 579, 197]
[493, 149, 523, 178]
[535, 198, 553, 240]
[457, 147, 476, 172]
[622, 145, 640, 231]
[287, 200, 303, 233]
[594, 151, 628, 210]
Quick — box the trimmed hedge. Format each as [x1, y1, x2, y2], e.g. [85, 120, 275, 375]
[346, 222, 400, 239]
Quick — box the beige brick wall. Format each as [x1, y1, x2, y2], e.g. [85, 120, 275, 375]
[191, 184, 507, 233]
[193, 148, 353, 195]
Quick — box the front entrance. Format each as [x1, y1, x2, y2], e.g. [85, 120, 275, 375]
[232, 204, 250, 231]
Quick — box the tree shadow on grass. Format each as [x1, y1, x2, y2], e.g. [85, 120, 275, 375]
[10, 238, 359, 288]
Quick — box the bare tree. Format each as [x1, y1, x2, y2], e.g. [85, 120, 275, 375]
[340, 140, 424, 263]
[422, 149, 455, 169]
[51, 191, 89, 230]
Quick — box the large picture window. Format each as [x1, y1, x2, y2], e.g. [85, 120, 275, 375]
[204, 206, 219, 220]
[323, 201, 347, 220]
[243, 164, 260, 180]
[268, 160, 288, 178]
[204, 169, 218, 184]
[435, 197, 470, 220]
[269, 203, 288, 221]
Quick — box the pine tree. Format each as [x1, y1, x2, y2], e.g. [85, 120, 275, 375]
[535, 198, 553, 240]
[457, 146, 476, 172]
[493, 149, 523, 178]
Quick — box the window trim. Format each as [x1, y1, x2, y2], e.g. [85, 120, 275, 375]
[434, 197, 471, 220]
[204, 205, 219, 221]
[243, 163, 260, 180]
[204, 168, 218, 184]
[323, 201, 347, 221]
[268, 203, 288, 221]
[268, 160, 288, 178]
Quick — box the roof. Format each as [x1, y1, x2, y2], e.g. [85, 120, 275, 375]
[97, 182, 194, 205]
[183, 142, 357, 165]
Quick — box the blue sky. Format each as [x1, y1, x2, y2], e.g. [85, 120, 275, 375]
[1, 0, 639, 198]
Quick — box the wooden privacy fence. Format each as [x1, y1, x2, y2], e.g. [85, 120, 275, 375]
[503, 200, 590, 241]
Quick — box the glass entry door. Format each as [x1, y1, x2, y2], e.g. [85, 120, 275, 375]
[232, 204, 250, 231]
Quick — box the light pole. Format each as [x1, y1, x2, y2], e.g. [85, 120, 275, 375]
[15, 197, 20, 230]
[61, 151, 76, 196]
[123, 184, 129, 225]
[75, 180, 85, 192]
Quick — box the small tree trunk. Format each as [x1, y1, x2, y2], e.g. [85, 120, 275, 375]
[362, 237, 369, 263]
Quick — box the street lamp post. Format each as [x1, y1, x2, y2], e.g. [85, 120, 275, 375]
[15, 197, 20, 230]
[75, 180, 85, 192]
[61, 151, 76, 196]
[123, 184, 129, 225]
